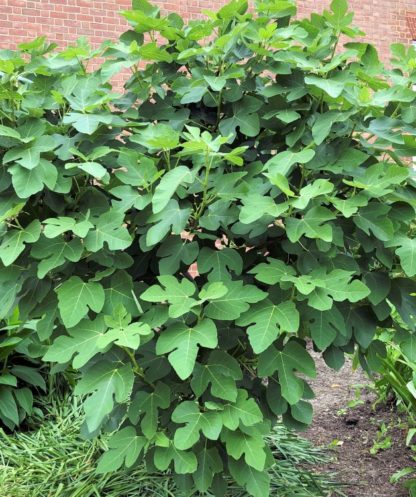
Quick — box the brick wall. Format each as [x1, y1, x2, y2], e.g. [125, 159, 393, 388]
[0, 0, 413, 60]
[296, 0, 414, 61]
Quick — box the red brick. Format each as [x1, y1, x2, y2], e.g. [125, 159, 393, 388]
[61, 5, 81, 11]
[0, 0, 413, 57]
[50, 11, 69, 19]
[7, 0, 26, 6]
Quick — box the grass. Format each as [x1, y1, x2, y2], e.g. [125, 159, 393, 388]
[0, 395, 345, 497]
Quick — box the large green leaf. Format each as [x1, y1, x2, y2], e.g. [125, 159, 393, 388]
[31, 236, 84, 278]
[326, 0, 353, 29]
[345, 163, 408, 197]
[304, 75, 345, 98]
[0, 388, 19, 426]
[152, 166, 194, 213]
[156, 319, 218, 380]
[392, 237, 416, 277]
[129, 382, 171, 438]
[9, 160, 58, 198]
[354, 203, 394, 241]
[4, 136, 57, 169]
[222, 426, 267, 471]
[102, 271, 138, 316]
[43, 316, 107, 367]
[56, 276, 105, 328]
[221, 389, 263, 430]
[194, 447, 223, 492]
[229, 458, 270, 497]
[157, 237, 199, 274]
[0, 220, 41, 266]
[292, 179, 334, 209]
[191, 350, 242, 402]
[265, 149, 315, 176]
[98, 306, 152, 350]
[154, 444, 197, 474]
[312, 112, 350, 145]
[74, 361, 134, 432]
[219, 96, 262, 138]
[286, 206, 336, 243]
[141, 275, 198, 318]
[131, 123, 180, 150]
[43, 217, 93, 238]
[204, 280, 267, 320]
[96, 427, 147, 473]
[306, 306, 346, 350]
[172, 401, 223, 450]
[116, 150, 158, 187]
[0, 267, 23, 320]
[249, 258, 296, 285]
[238, 299, 300, 353]
[284, 269, 370, 311]
[62, 112, 118, 134]
[258, 341, 316, 404]
[85, 209, 132, 252]
[197, 247, 243, 281]
[239, 195, 289, 224]
[146, 199, 192, 246]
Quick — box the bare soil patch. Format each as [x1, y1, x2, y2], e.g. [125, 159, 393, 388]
[304, 353, 414, 497]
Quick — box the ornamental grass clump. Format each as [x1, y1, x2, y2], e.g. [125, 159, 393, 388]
[0, 0, 416, 495]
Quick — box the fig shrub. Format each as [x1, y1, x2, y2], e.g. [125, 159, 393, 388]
[1, 0, 416, 495]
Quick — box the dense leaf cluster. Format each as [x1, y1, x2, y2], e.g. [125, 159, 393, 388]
[1, 0, 416, 494]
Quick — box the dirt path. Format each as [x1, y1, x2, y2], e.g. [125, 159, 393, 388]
[304, 353, 414, 497]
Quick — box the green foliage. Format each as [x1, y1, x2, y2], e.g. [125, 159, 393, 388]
[1, 0, 416, 495]
[0, 396, 343, 497]
[369, 323, 416, 421]
[0, 309, 45, 429]
[363, 315, 416, 495]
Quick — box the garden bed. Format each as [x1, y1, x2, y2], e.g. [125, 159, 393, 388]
[306, 355, 414, 497]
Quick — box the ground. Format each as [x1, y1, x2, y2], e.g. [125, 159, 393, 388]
[305, 353, 415, 497]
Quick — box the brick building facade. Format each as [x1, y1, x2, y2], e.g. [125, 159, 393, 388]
[0, 0, 415, 61]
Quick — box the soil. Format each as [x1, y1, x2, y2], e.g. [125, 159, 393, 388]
[304, 352, 415, 497]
